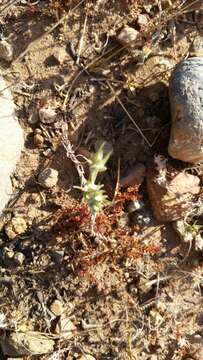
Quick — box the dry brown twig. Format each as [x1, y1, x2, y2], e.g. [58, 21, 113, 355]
[61, 124, 86, 187]
[76, 14, 88, 65]
[106, 80, 152, 147]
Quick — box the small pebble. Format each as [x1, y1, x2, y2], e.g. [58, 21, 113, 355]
[127, 199, 145, 213]
[50, 299, 64, 316]
[137, 14, 149, 27]
[39, 107, 57, 124]
[131, 211, 152, 226]
[117, 25, 140, 47]
[5, 217, 27, 240]
[13, 252, 25, 266]
[38, 168, 58, 188]
[53, 47, 67, 64]
[43, 148, 52, 157]
[0, 40, 13, 62]
[34, 133, 44, 147]
[4, 249, 15, 259]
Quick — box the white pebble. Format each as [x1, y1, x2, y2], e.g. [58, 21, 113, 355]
[38, 168, 58, 188]
[0, 75, 24, 214]
[39, 107, 57, 124]
[14, 252, 25, 266]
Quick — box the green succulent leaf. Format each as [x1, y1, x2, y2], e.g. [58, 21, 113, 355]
[81, 142, 112, 221]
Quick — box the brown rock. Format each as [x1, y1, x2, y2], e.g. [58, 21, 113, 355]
[147, 159, 200, 222]
[34, 133, 44, 147]
[120, 163, 146, 188]
[189, 335, 203, 358]
[168, 172, 200, 195]
[117, 25, 140, 48]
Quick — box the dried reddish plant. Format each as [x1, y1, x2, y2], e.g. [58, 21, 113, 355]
[52, 204, 90, 234]
[51, 185, 160, 272]
[114, 185, 140, 212]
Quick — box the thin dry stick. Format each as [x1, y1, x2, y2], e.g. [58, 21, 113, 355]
[12, 0, 86, 65]
[114, 157, 121, 199]
[106, 80, 152, 147]
[62, 124, 86, 186]
[181, 0, 203, 12]
[76, 14, 88, 65]
[0, 0, 18, 14]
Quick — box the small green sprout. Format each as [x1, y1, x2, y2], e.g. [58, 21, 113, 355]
[81, 143, 112, 222]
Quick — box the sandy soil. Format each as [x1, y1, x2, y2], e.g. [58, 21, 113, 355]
[0, 1, 202, 359]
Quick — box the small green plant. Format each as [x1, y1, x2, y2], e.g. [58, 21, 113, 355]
[81, 143, 112, 222]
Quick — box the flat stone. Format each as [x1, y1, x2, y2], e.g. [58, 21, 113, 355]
[0, 75, 24, 215]
[38, 168, 58, 188]
[1, 331, 55, 356]
[55, 314, 76, 339]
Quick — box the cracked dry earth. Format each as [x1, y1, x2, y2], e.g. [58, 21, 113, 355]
[0, 1, 203, 360]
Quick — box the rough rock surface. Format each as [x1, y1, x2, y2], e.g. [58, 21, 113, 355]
[0, 75, 24, 214]
[38, 168, 58, 188]
[147, 159, 200, 221]
[117, 25, 140, 47]
[1, 331, 55, 356]
[5, 217, 27, 239]
[168, 42, 203, 163]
